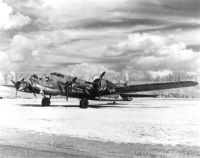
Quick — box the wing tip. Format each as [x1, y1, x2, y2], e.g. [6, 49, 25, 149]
[185, 81, 198, 86]
[192, 81, 199, 86]
[177, 81, 198, 86]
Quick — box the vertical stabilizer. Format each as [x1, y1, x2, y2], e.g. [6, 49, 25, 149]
[124, 71, 129, 85]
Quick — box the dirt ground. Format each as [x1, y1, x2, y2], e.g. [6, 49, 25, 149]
[0, 98, 200, 157]
[1, 128, 200, 158]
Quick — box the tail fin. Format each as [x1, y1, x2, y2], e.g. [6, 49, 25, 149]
[124, 71, 129, 86]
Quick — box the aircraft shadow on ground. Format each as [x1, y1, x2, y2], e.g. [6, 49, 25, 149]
[19, 104, 79, 108]
[18, 103, 129, 108]
[18, 103, 169, 109]
[89, 105, 169, 109]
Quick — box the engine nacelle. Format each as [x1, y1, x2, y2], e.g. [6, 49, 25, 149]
[93, 79, 117, 92]
[93, 79, 107, 91]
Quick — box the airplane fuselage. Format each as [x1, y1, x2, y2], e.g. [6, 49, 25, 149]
[18, 72, 118, 99]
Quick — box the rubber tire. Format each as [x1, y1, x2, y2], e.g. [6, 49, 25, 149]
[113, 101, 116, 105]
[42, 98, 51, 107]
[79, 98, 89, 109]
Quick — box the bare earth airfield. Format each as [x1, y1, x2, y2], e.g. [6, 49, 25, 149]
[0, 98, 200, 157]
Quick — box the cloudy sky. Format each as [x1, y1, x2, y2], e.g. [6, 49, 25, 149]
[0, 0, 200, 95]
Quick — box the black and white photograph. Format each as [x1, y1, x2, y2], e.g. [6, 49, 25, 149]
[0, 0, 200, 157]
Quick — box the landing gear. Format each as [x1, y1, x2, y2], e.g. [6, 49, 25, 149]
[79, 98, 89, 109]
[41, 97, 51, 107]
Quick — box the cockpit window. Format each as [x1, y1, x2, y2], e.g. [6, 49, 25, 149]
[30, 74, 39, 83]
[45, 76, 49, 81]
[50, 72, 64, 78]
[32, 74, 38, 79]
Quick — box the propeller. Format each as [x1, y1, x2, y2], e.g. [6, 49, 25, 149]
[66, 77, 77, 101]
[93, 71, 105, 88]
[58, 77, 77, 101]
[10, 78, 24, 98]
[93, 71, 106, 99]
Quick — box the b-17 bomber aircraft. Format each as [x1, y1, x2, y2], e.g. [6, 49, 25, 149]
[3, 71, 198, 108]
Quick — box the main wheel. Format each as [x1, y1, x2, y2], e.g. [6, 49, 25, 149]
[79, 98, 89, 109]
[42, 97, 51, 107]
[113, 101, 116, 105]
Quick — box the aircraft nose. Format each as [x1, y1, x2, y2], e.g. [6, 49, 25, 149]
[15, 80, 28, 91]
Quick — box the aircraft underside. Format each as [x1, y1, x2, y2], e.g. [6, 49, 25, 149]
[41, 97, 98, 108]
[40, 93, 118, 108]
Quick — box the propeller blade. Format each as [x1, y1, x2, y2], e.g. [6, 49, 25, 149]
[15, 89, 17, 98]
[66, 84, 69, 101]
[65, 77, 77, 101]
[58, 77, 78, 101]
[11, 80, 18, 98]
[98, 91, 100, 100]
[57, 80, 65, 85]
[98, 71, 106, 87]
[99, 71, 105, 80]
[72, 77, 77, 82]
[90, 71, 106, 99]
[10, 80, 16, 85]
[98, 72, 106, 98]
[57, 81, 63, 94]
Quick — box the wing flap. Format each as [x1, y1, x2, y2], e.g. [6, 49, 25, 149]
[120, 93, 158, 98]
[116, 81, 198, 93]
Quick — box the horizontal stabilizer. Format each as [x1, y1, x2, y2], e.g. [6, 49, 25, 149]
[0, 84, 15, 88]
[116, 81, 198, 93]
[91, 98, 129, 102]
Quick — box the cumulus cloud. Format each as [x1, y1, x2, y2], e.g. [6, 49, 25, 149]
[0, 0, 31, 30]
[0, 0, 199, 97]
[107, 33, 184, 56]
[106, 32, 200, 81]
[65, 63, 120, 82]
[0, 35, 39, 72]
[148, 70, 173, 79]
[0, 51, 11, 71]
[8, 35, 35, 62]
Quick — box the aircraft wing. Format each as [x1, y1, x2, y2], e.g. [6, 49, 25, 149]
[0, 84, 15, 88]
[115, 81, 198, 93]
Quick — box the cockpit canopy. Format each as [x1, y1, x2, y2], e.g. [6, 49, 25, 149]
[29, 74, 39, 83]
[50, 72, 64, 78]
